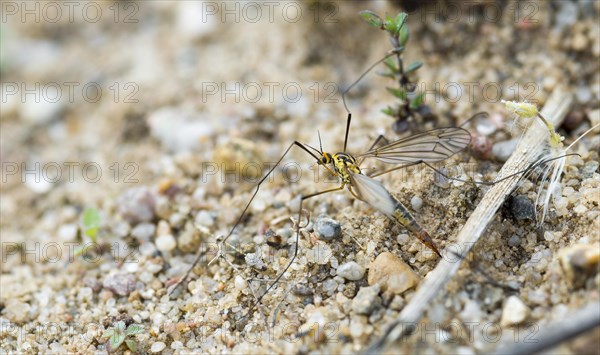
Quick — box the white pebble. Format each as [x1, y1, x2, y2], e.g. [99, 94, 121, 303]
[573, 204, 588, 214]
[155, 234, 176, 251]
[57, 224, 78, 241]
[131, 223, 156, 240]
[336, 261, 365, 281]
[151, 342, 166, 353]
[234, 275, 247, 290]
[195, 210, 214, 227]
[500, 296, 530, 326]
[411, 196, 423, 211]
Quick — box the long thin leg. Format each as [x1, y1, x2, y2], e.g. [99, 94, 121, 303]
[240, 184, 345, 321]
[368, 152, 580, 188]
[369, 160, 505, 186]
[342, 50, 398, 113]
[169, 141, 330, 295]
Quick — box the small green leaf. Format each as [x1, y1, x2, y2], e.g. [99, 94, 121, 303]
[115, 321, 126, 331]
[383, 58, 398, 73]
[405, 61, 423, 74]
[125, 339, 138, 352]
[386, 87, 407, 100]
[381, 106, 397, 117]
[103, 328, 115, 338]
[384, 14, 397, 34]
[359, 10, 383, 28]
[108, 332, 126, 352]
[394, 13, 407, 28]
[377, 70, 396, 79]
[82, 208, 100, 242]
[410, 93, 425, 109]
[399, 21, 410, 46]
[126, 324, 144, 335]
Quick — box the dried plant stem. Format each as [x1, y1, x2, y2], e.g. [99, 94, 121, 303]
[367, 88, 573, 352]
[492, 301, 600, 354]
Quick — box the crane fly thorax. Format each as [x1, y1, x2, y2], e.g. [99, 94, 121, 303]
[319, 152, 361, 184]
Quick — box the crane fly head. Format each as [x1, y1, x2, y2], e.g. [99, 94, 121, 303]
[320, 152, 333, 165]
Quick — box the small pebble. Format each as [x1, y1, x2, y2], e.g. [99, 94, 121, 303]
[151, 342, 166, 353]
[558, 243, 600, 287]
[509, 195, 536, 221]
[342, 282, 357, 298]
[581, 161, 599, 179]
[368, 252, 420, 294]
[475, 115, 497, 135]
[573, 204, 588, 214]
[155, 234, 177, 252]
[500, 296, 530, 327]
[57, 224, 78, 241]
[103, 273, 136, 296]
[508, 235, 520, 247]
[322, 279, 338, 295]
[492, 139, 519, 162]
[234, 275, 247, 290]
[469, 135, 493, 160]
[117, 187, 156, 224]
[336, 261, 365, 281]
[410, 196, 423, 211]
[131, 223, 156, 240]
[5, 299, 30, 322]
[572, 33, 588, 51]
[555, 1, 578, 28]
[195, 210, 214, 227]
[433, 168, 451, 188]
[178, 222, 205, 253]
[315, 215, 341, 241]
[351, 284, 381, 315]
[460, 299, 482, 323]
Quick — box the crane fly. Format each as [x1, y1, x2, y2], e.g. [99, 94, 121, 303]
[170, 112, 472, 319]
[312, 123, 471, 256]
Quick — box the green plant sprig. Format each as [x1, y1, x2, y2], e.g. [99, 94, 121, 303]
[360, 11, 429, 133]
[102, 321, 144, 353]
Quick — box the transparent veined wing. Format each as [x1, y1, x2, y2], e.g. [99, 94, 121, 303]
[358, 127, 471, 164]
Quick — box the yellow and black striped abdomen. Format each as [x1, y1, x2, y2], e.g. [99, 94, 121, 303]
[389, 196, 441, 257]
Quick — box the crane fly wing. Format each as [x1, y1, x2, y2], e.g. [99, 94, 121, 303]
[348, 172, 396, 217]
[358, 127, 471, 164]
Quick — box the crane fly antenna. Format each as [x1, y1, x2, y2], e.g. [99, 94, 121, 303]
[343, 113, 351, 153]
[340, 49, 398, 153]
[305, 143, 322, 157]
[317, 130, 324, 153]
